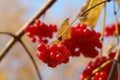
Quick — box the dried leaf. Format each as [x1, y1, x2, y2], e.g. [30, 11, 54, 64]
[57, 18, 71, 42]
[117, 0, 120, 7]
[80, 0, 94, 21]
[81, 0, 103, 28]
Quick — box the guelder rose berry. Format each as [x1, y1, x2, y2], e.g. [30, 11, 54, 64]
[36, 43, 71, 68]
[24, 19, 58, 43]
[80, 51, 118, 80]
[63, 23, 102, 58]
[105, 23, 120, 36]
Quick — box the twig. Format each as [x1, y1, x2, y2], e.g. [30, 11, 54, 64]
[107, 1, 120, 79]
[0, 0, 56, 80]
[118, 63, 120, 80]
[100, 2, 106, 60]
[108, 44, 120, 80]
[0, 0, 57, 62]
[15, 0, 57, 38]
[0, 32, 15, 37]
[19, 40, 42, 80]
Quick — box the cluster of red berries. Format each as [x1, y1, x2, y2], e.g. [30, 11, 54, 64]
[36, 43, 70, 68]
[63, 24, 102, 58]
[105, 23, 120, 36]
[24, 19, 102, 67]
[80, 51, 118, 80]
[24, 19, 57, 43]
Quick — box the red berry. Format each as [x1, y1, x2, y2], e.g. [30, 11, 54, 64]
[24, 19, 58, 43]
[63, 23, 102, 58]
[105, 23, 120, 36]
[80, 51, 117, 80]
[36, 43, 71, 68]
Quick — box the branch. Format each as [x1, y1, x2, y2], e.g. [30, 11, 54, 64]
[0, 0, 57, 62]
[19, 40, 42, 80]
[108, 3, 120, 79]
[108, 44, 120, 80]
[16, 0, 57, 38]
[0, 32, 15, 37]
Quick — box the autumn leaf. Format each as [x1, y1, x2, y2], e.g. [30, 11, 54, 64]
[80, 0, 104, 28]
[57, 18, 71, 42]
[80, 0, 93, 21]
[117, 0, 120, 7]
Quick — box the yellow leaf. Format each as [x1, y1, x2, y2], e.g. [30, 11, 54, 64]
[117, 0, 120, 7]
[80, 0, 94, 21]
[57, 18, 71, 42]
[81, 0, 103, 28]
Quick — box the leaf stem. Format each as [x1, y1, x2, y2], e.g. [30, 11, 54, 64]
[79, 0, 110, 17]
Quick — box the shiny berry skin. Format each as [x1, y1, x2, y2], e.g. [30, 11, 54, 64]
[105, 23, 120, 36]
[63, 23, 102, 58]
[24, 19, 58, 43]
[80, 51, 117, 80]
[36, 43, 71, 68]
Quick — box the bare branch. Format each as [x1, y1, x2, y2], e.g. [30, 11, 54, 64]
[19, 40, 42, 80]
[0, 32, 15, 37]
[16, 0, 57, 38]
[0, 0, 57, 62]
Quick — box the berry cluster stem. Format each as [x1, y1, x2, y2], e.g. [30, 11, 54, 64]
[100, 3, 106, 60]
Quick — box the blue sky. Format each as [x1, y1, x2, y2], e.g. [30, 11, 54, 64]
[24, 0, 118, 28]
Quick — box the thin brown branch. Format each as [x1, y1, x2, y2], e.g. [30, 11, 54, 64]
[117, 63, 120, 80]
[0, 0, 57, 62]
[107, 2, 120, 79]
[0, 32, 15, 37]
[19, 40, 42, 80]
[108, 44, 120, 80]
[16, 0, 57, 38]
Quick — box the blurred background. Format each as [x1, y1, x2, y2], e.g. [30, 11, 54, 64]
[0, 0, 118, 80]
